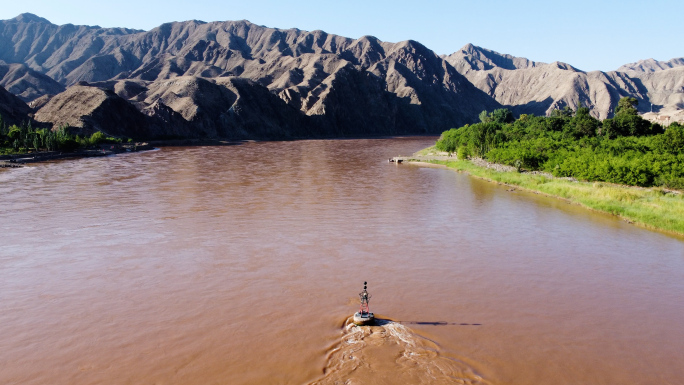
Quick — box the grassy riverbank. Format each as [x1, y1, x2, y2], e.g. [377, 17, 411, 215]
[412, 147, 684, 236]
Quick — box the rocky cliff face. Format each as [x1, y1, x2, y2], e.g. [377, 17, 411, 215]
[135, 76, 312, 139]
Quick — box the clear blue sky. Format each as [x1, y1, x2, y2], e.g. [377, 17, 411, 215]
[1, 0, 681, 72]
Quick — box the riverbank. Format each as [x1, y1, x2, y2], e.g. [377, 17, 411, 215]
[406, 147, 684, 236]
[0, 142, 155, 167]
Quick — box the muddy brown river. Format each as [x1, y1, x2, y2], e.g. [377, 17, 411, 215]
[1, 138, 683, 384]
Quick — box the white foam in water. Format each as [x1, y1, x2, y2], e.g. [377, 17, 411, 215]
[310, 319, 489, 385]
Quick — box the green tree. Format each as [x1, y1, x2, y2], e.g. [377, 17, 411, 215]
[613, 113, 654, 136]
[600, 97, 659, 137]
[479, 110, 492, 123]
[655, 123, 684, 153]
[571, 107, 599, 137]
[45, 130, 57, 151]
[550, 106, 575, 118]
[479, 108, 514, 124]
[615, 97, 639, 116]
[490, 108, 514, 124]
[470, 122, 501, 157]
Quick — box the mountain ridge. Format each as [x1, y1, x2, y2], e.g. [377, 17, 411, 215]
[443, 43, 683, 120]
[0, 14, 681, 139]
[617, 57, 684, 73]
[0, 14, 500, 138]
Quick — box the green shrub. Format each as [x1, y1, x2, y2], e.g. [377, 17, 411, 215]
[60, 139, 80, 152]
[89, 131, 107, 145]
[456, 146, 469, 160]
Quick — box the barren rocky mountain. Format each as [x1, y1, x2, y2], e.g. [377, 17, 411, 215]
[445, 44, 684, 120]
[0, 84, 32, 126]
[617, 57, 684, 73]
[0, 13, 498, 138]
[32, 84, 154, 137]
[0, 13, 682, 138]
[0, 62, 64, 102]
[442, 43, 541, 73]
[635, 67, 684, 108]
[636, 66, 684, 125]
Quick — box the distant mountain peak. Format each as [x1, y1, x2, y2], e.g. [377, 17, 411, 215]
[459, 43, 477, 54]
[443, 44, 541, 72]
[357, 35, 380, 43]
[617, 57, 684, 73]
[550, 61, 580, 72]
[9, 13, 52, 25]
[395, 39, 431, 52]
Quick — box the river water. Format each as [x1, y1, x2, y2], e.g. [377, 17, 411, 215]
[1, 137, 683, 385]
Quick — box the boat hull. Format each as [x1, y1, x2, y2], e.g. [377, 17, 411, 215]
[352, 312, 375, 326]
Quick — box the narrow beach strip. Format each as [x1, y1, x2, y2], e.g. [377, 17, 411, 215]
[405, 147, 684, 237]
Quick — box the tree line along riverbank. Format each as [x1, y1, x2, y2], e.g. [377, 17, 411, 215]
[418, 98, 684, 235]
[0, 117, 131, 155]
[0, 117, 157, 166]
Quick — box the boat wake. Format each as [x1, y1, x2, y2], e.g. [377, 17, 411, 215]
[309, 318, 489, 385]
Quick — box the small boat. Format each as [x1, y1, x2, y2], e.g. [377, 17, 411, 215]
[353, 311, 374, 326]
[352, 281, 375, 326]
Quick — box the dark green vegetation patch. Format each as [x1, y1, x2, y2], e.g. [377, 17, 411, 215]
[0, 115, 123, 155]
[436, 98, 684, 189]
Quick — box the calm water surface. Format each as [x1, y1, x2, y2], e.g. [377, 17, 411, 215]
[1, 138, 683, 384]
